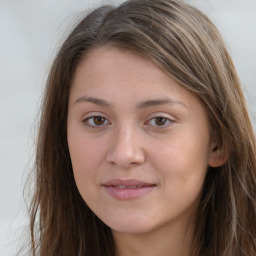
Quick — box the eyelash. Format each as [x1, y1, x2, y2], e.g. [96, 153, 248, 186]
[145, 116, 173, 128]
[83, 116, 110, 128]
[82, 115, 174, 128]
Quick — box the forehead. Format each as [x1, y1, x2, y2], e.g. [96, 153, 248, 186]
[70, 46, 203, 111]
[73, 47, 182, 93]
[75, 46, 167, 84]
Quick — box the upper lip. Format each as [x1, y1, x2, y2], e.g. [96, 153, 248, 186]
[102, 179, 156, 187]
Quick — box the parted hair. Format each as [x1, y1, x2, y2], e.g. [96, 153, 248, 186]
[27, 0, 256, 255]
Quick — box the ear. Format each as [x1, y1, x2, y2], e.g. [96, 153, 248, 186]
[208, 142, 228, 167]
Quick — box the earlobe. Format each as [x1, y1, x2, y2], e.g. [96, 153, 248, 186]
[208, 143, 228, 167]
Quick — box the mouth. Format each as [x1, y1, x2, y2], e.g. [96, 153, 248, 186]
[109, 184, 152, 189]
[102, 179, 156, 200]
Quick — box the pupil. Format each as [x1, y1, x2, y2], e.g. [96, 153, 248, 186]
[155, 117, 166, 126]
[94, 116, 105, 125]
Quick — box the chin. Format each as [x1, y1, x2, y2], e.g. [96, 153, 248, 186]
[104, 216, 157, 235]
[112, 225, 148, 234]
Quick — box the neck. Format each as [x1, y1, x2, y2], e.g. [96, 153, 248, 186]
[112, 219, 196, 256]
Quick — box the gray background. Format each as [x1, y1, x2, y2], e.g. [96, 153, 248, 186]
[0, 0, 255, 255]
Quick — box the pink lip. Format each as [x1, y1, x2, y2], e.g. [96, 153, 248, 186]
[102, 179, 156, 200]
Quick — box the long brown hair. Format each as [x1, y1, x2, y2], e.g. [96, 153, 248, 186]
[27, 0, 256, 255]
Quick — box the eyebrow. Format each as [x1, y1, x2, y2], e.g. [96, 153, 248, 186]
[74, 96, 111, 107]
[74, 96, 187, 109]
[136, 98, 187, 109]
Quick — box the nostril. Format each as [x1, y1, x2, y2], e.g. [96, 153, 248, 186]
[106, 133, 146, 167]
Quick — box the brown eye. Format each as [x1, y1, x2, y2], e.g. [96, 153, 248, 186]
[154, 117, 167, 126]
[146, 116, 172, 128]
[83, 116, 110, 127]
[93, 116, 106, 125]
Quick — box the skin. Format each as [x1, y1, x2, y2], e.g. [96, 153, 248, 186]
[67, 46, 225, 256]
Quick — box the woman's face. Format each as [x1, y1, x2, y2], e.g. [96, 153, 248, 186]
[67, 46, 218, 235]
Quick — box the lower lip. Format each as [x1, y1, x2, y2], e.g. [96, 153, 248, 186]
[103, 186, 156, 200]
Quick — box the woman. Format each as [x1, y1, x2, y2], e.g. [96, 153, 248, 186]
[28, 0, 256, 255]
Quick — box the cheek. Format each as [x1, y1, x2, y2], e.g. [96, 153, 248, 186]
[68, 125, 105, 167]
[68, 138, 101, 206]
[67, 128, 103, 188]
[149, 130, 209, 189]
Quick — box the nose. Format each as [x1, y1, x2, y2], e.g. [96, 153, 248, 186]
[106, 125, 146, 168]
